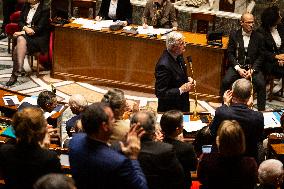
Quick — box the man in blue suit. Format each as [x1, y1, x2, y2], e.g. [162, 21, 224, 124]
[69, 102, 148, 189]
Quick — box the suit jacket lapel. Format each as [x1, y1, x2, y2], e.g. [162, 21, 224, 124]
[167, 52, 187, 79]
[31, 4, 42, 24]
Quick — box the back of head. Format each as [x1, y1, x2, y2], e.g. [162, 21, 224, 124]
[13, 107, 47, 145]
[217, 120, 245, 157]
[232, 78, 252, 102]
[37, 91, 57, 112]
[166, 31, 184, 51]
[34, 174, 76, 189]
[261, 6, 280, 30]
[130, 111, 156, 139]
[81, 102, 109, 135]
[101, 88, 125, 118]
[160, 110, 183, 136]
[258, 159, 284, 186]
[69, 94, 87, 113]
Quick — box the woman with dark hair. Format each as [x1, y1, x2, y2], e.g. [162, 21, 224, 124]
[160, 110, 197, 189]
[257, 6, 284, 76]
[197, 120, 257, 189]
[6, 0, 50, 86]
[95, 0, 132, 25]
[101, 88, 130, 144]
[0, 107, 61, 189]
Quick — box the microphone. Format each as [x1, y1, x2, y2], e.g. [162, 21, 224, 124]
[186, 56, 192, 65]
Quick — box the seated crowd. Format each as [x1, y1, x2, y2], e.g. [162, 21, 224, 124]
[0, 81, 283, 189]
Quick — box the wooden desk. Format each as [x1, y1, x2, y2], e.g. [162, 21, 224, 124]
[270, 144, 284, 162]
[52, 24, 228, 101]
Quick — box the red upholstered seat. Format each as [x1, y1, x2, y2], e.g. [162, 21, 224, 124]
[5, 23, 20, 36]
[9, 11, 21, 22]
[190, 181, 201, 189]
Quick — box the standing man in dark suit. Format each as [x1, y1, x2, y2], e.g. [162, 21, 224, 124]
[131, 111, 186, 189]
[210, 78, 264, 160]
[155, 31, 195, 112]
[160, 110, 197, 189]
[221, 13, 266, 111]
[69, 103, 148, 189]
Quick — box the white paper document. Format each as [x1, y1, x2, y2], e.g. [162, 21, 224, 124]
[263, 112, 281, 129]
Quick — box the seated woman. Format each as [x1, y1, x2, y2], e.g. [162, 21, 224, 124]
[160, 110, 197, 189]
[0, 107, 61, 189]
[95, 0, 132, 26]
[142, 0, 177, 30]
[6, 0, 50, 86]
[257, 6, 284, 77]
[197, 120, 257, 189]
[101, 88, 130, 144]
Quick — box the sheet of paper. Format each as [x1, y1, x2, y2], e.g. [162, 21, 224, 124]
[2, 95, 20, 105]
[263, 112, 281, 129]
[60, 154, 70, 167]
[184, 119, 207, 132]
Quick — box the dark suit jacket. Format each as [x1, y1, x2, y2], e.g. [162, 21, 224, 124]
[209, 104, 264, 158]
[0, 143, 61, 189]
[257, 24, 284, 73]
[138, 139, 185, 189]
[69, 133, 148, 189]
[155, 50, 189, 112]
[198, 153, 258, 189]
[227, 29, 264, 72]
[98, 0, 132, 24]
[19, 1, 50, 53]
[163, 137, 197, 188]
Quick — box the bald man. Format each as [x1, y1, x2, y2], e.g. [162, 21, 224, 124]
[221, 13, 266, 111]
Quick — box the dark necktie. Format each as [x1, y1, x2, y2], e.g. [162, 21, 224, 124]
[176, 56, 184, 73]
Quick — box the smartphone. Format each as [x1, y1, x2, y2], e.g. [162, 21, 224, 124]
[202, 145, 212, 153]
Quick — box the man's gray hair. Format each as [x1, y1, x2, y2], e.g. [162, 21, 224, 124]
[69, 94, 88, 109]
[166, 31, 184, 51]
[130, 111, 156, 135]
[258, 159, 283, 185]
[232, 78, 252, 100]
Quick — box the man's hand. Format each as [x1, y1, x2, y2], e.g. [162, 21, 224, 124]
[120, 123, 145, 160]
[237, 68, 247, 78]
[275, 54, 284, 60]
[278, 60, 284, 67]
[245, 69, 253, 79]
[223, 90, 232, 106]
[24, 27, 35, 36]
[154, 129, 164, 142]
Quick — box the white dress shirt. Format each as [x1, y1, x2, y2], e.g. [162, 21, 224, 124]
[271, 26, 282, 49]
[26, 3, 40, 27]
[234, 29, 251, 71]
[108, 0, 118, 19]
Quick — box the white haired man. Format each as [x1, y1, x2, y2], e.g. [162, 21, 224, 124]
[155, 31, 194, 112]
[66, 94, 88, 137]
[257, 159, 284, 189]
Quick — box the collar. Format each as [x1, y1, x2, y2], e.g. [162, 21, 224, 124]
[30, 2, 40, 10]
[242, 29, 251, 37]
[271, 26, 278, 32]
[167, 50, 178, 60]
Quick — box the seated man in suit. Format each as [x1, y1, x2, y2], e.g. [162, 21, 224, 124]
[155, 31, 195, 112]
[66, 94, 87, 137]
[69, 102, 148, 189]
[221, 13, 266, 111]
[210, 78, 264, 160]
[131, 111, 185, 189]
